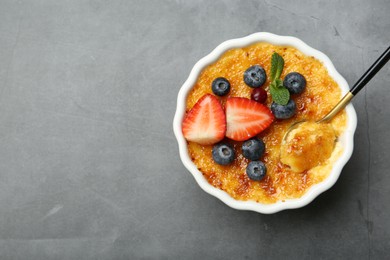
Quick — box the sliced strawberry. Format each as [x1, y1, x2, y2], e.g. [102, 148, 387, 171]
[225, 97, 274, 141]
[182, 94, 226, 145]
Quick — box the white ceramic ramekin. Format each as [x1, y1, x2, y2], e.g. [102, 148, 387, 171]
[173, 32, 357, 214]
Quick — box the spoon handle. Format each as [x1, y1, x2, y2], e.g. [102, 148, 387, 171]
[350, 45, 390, 95]
[319, 46, 390, 123]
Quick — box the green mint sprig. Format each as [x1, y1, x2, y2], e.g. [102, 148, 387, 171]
[269, 52, 289, 105]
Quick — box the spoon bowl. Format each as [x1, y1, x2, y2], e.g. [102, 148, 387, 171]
[281, 92, 354, 145]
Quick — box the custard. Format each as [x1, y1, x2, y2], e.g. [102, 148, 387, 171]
[186, 43, 347, 204]
[280, 121, 336, 172]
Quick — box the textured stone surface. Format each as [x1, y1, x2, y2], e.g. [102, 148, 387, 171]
[0, 0, 389, 259]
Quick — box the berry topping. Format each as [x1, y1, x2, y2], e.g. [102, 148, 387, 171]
[271, 99, 297, 119]
[283, 72, 306, 94]
[246, 161, 267, 181]
[242, 138, 265, 160]
[244, 65, 267, 88]
[182, 94, 226, 145]
[212, 77, 231, 96]
[251, 88, 268, 104]
[212, 142, 235, 165]
[225, 97, 274, 141]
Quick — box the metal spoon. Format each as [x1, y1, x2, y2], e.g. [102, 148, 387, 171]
[282, 45, 390, 144]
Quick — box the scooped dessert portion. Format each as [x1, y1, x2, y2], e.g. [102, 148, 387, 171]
[182, 42, 347, 204]
[280, 121, 336, 173]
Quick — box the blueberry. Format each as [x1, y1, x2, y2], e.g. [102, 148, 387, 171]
[244, 65, 266, 88]
[271, 99, 297, 119]
[242, 138, 265, 160]
[246, 161, 267, 181]
[212, 143, 235, 165]
[283, 72, 306, 94]
[212, 77, 231, 96]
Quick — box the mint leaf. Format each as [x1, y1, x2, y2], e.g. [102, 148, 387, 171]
[270, 52, 284, 81]
[269, 52, 289, 105]
[270, 82, 290, 105]
[275, 78, 283, 88]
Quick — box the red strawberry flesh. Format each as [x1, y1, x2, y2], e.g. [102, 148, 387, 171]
[225, 97, 274, 141]
[182, 94, 226, 145]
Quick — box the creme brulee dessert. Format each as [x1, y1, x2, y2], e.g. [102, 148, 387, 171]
[182, 42, 347, 204]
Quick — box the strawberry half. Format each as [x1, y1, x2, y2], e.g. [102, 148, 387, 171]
[182, 94, 226, 145]
[225, 97, 274, 141]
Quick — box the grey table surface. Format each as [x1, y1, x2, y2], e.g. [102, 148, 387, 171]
[0, 0, 389, 259]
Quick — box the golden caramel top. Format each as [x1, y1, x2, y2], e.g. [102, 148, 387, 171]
[186, 42, 347, 204]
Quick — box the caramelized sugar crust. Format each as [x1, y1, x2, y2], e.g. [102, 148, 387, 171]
[186, 43, 347, 203]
